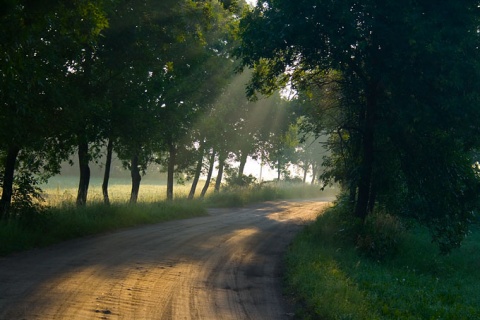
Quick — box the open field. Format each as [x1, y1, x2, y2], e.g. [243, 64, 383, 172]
[41, 176, 337, 206]
[41, 176, 198, 205]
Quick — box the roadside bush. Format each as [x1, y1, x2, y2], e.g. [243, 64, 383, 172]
[328, 194, 406, 260]
[10, 172, 48, 221]
[285, 176, 303, 184]
[225, 174, 257, 188]
[356, 211, 405, 260]
[206, 191, 245, 207]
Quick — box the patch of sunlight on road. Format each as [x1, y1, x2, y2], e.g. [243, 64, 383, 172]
[266, 201, 329, 223]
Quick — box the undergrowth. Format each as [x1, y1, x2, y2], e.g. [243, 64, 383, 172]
[0, 183, 335, 256]
[284, 204, 480, 319]
[204, 183, 335, 207]
[0, 200, 207, 256]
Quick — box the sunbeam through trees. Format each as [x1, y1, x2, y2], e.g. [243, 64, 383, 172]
[2, 0, 480, 255]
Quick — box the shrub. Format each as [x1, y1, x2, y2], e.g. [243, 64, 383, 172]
[206, 191, 245, 207]
[11, 172, 48, 221]
[356, 211, 405, 260]
[225, 174, 257, 188]
[328, 195, 406, 260]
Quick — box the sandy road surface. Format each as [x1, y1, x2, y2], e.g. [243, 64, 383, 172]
[0, 200, 329, 320]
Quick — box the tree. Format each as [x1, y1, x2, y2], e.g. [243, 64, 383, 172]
[200, 148, 217, 198]
[152, 0, 237, 200]
[294, 134, 326, 184]
[0, 0, 109, 215]
[236, 0, 480, 252]
[80, 0, 237, 203]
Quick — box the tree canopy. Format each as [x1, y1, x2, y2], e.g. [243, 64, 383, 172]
[0, 0, 305, 214]
[3, 0, 479, 254]
[235, 0, 480, 252]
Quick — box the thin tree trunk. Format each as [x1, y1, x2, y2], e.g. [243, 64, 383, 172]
[311, 163, 317, 185]
[238, 151, 248, 177]
[167, 142, 176, 201]
[214, 152, 226, 193]
[76, 142, 90, 206]
[368, 182, 377, 214]
[348, 180, 357, 204]
[188, 143, 205, 200]
[200, 149, 215, 198]
[355, 154, 373, 220]
[129, 154, 141, 204]
[354, 82, 378, 220]
[0, 145, 20, 219]
[102, 139, 113, 205]
[259, 164, 263, 182]
[302, 162, 309, 184]
[277, 158, 281, 181]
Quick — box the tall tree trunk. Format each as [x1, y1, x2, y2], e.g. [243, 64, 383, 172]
[214, 152, 226, 193]
[238, 151, 248, 177]
[0, 145, 20, 219]
[129, 154, 141, 204]
[368, 185, 376, 214]
[302, 162, 309, 184]
[354, 82, 378, 220]
[349, 182, 357, 204]
[167, 142, 176, 201]
[188, 143, 205, 200]
[200, 149, 215, 198]
[76, 142, 90, 206]
[102, 139, 113, 205]
[277, 158, 281, 181]
[311, 163, 317, 185]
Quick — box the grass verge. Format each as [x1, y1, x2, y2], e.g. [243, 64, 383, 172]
[1, 183, 335, 257]
[0, 200, 207, 256]
[204, 183, 336, 207]
[284, 206, 480, 319]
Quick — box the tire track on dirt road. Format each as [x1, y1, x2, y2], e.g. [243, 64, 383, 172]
[0, 200, 329, 319]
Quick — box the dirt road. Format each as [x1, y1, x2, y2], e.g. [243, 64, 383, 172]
[0, 200, 328, 320]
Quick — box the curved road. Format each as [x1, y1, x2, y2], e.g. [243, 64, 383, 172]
[0, 200, 328, 320]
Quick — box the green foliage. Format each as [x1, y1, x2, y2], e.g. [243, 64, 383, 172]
[205, 182, 332, 207]
[0, 0, 112, 214]
[10, 171, 46, 219]
[0, 0, 242, 213]
[0, 182, 330, 256]
[236, 0, 480, 253]
[285, 205, 480, 319]
[356, 211, 406, 261]
[206, 189, 246, 207]
[285, 208, 379, 320]
[225, 173, 257, 188]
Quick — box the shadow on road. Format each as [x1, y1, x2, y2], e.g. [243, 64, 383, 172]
[0, 200, 330, 319]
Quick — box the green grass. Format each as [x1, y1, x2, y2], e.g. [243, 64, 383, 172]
[0, 200, 207, 256]
[284, 206, 480, 319]
[1, 180, 335, 257]
[41, 176, 190, 206]
[204, 182, 337, 207]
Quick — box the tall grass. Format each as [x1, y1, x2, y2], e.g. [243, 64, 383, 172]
[41, 177, 194, 206]
[0, 200, 207, 256]
[41, 178, 337, 207]
[1, 180, 334, 257]
[204, 182, 337, 207]
[284, 205, 480, 319]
